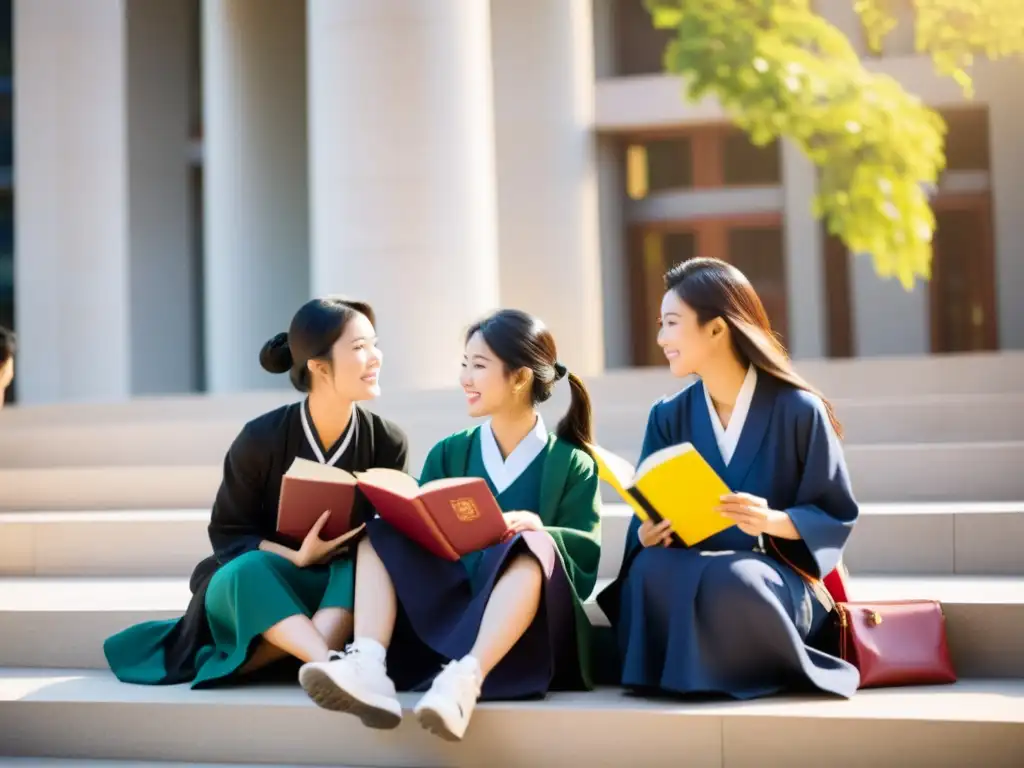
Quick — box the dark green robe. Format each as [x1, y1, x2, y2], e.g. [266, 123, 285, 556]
[418, 427, 602, 688]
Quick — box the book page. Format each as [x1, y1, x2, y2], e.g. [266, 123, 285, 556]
[420, 476, 485, 493]
[588, 443, 651, 521]
[588, 443, 637, 491]
[355, 468, 421, 497]
[634, 442, 695, 483]
[285, 457, 357, 484]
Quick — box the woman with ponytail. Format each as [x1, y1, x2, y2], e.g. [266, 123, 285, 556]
[105, 297, 408, 688]
[597, 258, 860, 700]
[300, 309, 601, 742]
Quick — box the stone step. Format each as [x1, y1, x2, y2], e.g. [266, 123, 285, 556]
[3, 351, 1022, 429]
[0, 668, 1021, 766]
[0, 575, 1020, 679]
[2, 393, 1022, 470]
[2, 441, 1021, 511]
[0, 762, 344, 768]
[598, 502, 1024, 579]
[3, 502, 1022, 580]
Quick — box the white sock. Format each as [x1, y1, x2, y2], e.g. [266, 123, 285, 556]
[350, 636, 387, 664]
[459, 655, 484, 687]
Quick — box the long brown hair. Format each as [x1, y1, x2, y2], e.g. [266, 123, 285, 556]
[467, 309, 594, 451]
[665, 258, 843, 439]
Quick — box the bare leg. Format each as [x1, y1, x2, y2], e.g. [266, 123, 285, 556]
[238, 640, 290, 675]
[312, 607, 353, 651]
[468, 554, 543, 676]
[298, 540, 402, 727]
[352, 537, 398, 647]
[261, 614, 332, 664]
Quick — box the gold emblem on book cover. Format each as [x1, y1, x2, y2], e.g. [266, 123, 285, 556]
[451, 498, 480, 522]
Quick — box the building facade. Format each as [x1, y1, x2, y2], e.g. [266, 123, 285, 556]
[5, 0, 1023, 405]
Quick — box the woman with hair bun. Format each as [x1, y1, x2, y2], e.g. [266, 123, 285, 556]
[299, 309, 602, 743]
[105, 297, 408, 688]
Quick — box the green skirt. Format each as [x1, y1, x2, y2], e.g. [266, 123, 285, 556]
[104, 550, 354, 688]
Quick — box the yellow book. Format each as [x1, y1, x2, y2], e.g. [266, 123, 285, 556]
[590, 442, 734, 546]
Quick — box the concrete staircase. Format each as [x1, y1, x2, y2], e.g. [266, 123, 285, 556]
[1, 351, 1023, 767]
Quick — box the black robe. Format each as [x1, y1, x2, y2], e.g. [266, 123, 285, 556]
[135, 401, 407, 684]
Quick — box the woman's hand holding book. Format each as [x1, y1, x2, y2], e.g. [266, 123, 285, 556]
[638, 519, 674, 548]
[715, 493, 799, 540]
[503, 511, 544, 533]
[292, 511, 366, 567]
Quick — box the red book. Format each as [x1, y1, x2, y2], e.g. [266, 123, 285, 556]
[276, 458, 358, 544]
[355, 468, 510, 561]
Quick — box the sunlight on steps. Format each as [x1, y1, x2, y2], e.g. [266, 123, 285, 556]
[2, 356, 1023, 766]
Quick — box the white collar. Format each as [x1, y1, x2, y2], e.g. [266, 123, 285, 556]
[300, 400, 357, 467]
[703, 365, 757, 466]
[480, 415, 549, 495]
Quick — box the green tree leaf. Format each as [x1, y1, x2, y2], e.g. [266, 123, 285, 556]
[645, 0, 949, 289]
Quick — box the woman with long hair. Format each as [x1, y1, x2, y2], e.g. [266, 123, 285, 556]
[105, 297, 408, 687]
[298, 309, 602, 741]
[598, 258, 860, 699]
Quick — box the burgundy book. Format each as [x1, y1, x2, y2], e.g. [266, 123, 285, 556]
[356, 468, 510, 561]
[276, 457, 358, 544]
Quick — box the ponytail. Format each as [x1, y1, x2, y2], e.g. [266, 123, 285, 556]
[467, 309, 595, 451]
[555, 371, 595, 452]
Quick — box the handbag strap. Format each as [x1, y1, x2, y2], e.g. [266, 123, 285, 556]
[764, 536, 837, 613]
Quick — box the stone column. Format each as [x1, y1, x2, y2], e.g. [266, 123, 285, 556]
[202, 0, 309, 392]
[987, 68, 1024, 350]
[490, 0, 605, 375]
[781, 141, 826, 359]
[126, 0, 196, 395]
[850, 257, 929, 357]
[14, 0, 131, 404]
[307, 0, 500, 391]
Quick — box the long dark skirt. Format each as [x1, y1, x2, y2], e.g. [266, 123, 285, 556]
[367, 519, 576, 700]
[615, 546, 859, 699]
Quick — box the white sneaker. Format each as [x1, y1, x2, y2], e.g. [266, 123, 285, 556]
[413, 657, 483, 742]
[299, 648, 403, 729]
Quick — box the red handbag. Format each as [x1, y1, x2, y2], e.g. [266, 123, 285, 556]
[823, 562, 850, 602]
[835, 600, 957, 688]
[767, 539, 957, 688]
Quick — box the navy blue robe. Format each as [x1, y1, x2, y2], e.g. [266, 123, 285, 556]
[597, 374, 861, 699]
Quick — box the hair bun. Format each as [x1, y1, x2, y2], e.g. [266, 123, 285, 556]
[259, 332, 293, 374]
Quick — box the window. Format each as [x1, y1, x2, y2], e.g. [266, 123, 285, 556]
[930, 203, 998, 353]
[612, 0, 674, 76]
[628, 218, 789, 365]
[822, 233, 854, 358]
[625, 137, 692, 198]
[727, 226, 789, 341]
[942, 108, 990, 172]
[623, 128, 780, 199]
[723, 131, 780, 186]
[0, 0, 9, 80]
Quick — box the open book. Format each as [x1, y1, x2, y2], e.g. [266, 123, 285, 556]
[276, 457, 360, 543]
[590, 443, 734, 546]
[356, 468, 510, 561]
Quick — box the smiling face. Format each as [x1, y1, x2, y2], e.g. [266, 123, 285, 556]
[460, 330, 529, 419]
[307, 311, 382, 401]
[657, 288, 727, 378]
